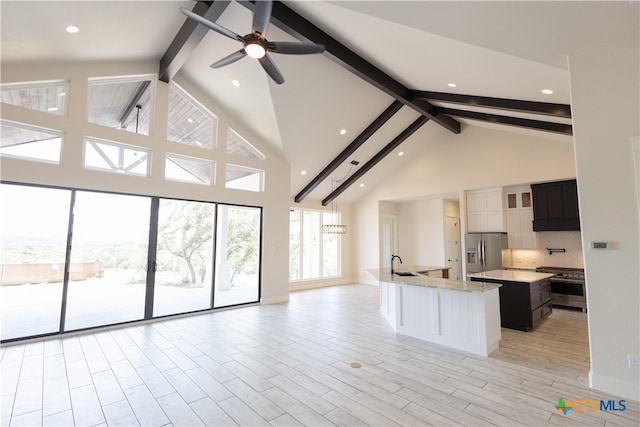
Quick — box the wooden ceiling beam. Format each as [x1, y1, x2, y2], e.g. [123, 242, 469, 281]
[322, 116, 430, 206]
[159, 1, 231, 83]
[294, 100, 404, 203]
[238, 1, 460, 134]
[409, 90, 572, 118]
[439, 107, 573, 135]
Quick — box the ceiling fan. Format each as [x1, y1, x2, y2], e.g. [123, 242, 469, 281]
[180, 1, 325, 84]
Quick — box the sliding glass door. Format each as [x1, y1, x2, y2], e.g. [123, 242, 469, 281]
[0, 183, 263, 342]
[153, 199, 215, 316]
[214, 205, 261, 307]
[64, 191, 150, 331]
[0, 184, 71, 340]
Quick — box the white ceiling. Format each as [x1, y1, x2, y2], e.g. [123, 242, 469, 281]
[1, 1, 638, 204]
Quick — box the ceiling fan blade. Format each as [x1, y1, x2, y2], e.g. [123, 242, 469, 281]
[269, 41, 325, 55]
[180, 7, 243, 41]
[252, 0, 272, 36]
[258, 54, 284, 84]
[210, 49, 247, 68]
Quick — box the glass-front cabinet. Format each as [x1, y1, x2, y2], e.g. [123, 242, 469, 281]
[505, 186, 537, 249]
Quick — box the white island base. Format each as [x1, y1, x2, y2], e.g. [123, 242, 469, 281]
[378, 278, 501, 357]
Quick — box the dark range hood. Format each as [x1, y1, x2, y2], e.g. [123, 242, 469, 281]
[532, 179, 581, 231]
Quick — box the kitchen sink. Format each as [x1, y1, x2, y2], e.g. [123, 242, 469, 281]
[394, 271, 418, 277]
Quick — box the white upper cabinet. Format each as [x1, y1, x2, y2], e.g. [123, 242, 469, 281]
[466, 188, 505, 232]
[505, 185, 537, 249]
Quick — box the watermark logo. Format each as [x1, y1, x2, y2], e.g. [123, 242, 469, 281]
[555, 397, 626, 415]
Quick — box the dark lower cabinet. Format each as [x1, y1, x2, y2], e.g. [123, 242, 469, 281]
[471, 277, 552, 331]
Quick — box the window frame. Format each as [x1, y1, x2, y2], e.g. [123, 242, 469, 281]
[167, 82, 218, 150]
[0, 119, 64, 164]
[83, 136, 151, 177]
[289, 207, 342, 283]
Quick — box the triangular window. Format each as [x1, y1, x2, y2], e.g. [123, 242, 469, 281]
[227, 128, 265, 160]
[167, 83, 217, 149]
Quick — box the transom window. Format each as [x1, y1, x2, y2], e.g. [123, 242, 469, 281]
[165, 153, 214, 185]
[0, 80, 68, 116]
[83, 137, 150, 176]
[225, 164, 264, 192]
[0, 120, 63, 164]
[88, 75, 153, 135]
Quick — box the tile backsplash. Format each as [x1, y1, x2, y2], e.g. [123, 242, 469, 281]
[510, 231, 584, 269]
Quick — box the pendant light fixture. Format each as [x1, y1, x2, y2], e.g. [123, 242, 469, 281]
[323, 161, 358, 234]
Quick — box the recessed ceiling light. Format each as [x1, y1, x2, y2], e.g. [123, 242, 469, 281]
[232, 79, 240, 87]
[448, 83, 457, 88]
[187, 117, 194, 124]
[340, 129, 347, 135]
[359, 183, 365, 188]
[65, 25, 79, 33]
[398, 151, 404, 156]
[301, 170, 307, 175]
[541, 89, 554, 95]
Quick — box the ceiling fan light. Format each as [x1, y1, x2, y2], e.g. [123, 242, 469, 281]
[245, 43, 266, 59]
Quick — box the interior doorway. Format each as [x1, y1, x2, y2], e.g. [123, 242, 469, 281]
[382, 214, 398, 270]
[445, 216, 462, 280]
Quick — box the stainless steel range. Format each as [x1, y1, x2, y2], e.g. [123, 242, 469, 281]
[536, 266, 586, 312]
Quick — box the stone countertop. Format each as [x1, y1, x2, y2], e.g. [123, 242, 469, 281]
[368, 266, 500, 293]
[468, 269, 554, 283]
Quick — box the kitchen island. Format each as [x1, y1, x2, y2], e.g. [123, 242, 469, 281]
[368, 267, 502, 357]
[469, 269, 554, 332]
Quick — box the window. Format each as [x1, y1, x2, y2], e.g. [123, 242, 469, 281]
[214, 205, 261, 307]
[165, 153, 214, 185]
[64, 191, 150, 331]
[84, 137, 150, 176]
[225, 164, 264, 192]
[227, 128, 264, 160]
[0, 184, 71, 340]
[88, 75, 153, 135]
[167, 83, 216, 149]
[0, 120, 63, 163]
[154, 199, 216, 316]
[289, 208, 341, 281]
[0, 80, 68, 116]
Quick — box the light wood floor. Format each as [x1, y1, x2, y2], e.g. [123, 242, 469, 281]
[1, 284, 638, 426]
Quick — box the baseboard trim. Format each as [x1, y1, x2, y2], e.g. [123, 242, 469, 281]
[589, 371, 640, 401]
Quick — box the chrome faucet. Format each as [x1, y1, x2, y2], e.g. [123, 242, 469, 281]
[391, 254, 403, 274]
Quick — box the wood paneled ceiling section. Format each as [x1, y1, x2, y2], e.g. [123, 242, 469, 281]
[161, 1, 571, 203]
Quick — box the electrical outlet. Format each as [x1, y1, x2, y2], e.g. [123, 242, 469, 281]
[628, 355, 640, 369]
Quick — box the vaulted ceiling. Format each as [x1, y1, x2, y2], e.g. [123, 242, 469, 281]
[1, 1, 638, 204]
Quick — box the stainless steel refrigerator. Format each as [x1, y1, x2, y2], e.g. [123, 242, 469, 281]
[465, 232, 508, 275]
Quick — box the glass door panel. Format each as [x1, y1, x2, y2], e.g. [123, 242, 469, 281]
[214, 205, 261, 308]
[153, 199, 215, 316]
[64, 191, 150, 331]
[0, 184, 71, 340]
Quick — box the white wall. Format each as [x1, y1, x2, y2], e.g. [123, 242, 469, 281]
[398, 199, 446, 266]
[0, 60, 291, 305]
[569, 30, 640, 400]
[353, 124, 577, 281]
